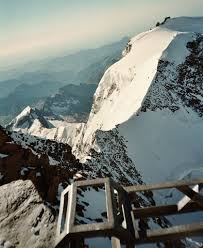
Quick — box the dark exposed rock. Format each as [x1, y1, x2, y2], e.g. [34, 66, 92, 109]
[0, 180, 56, 248]
[0, 126, 82, 205]
[141, 34, 203, 115]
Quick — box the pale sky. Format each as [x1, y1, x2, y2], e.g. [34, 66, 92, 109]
[1, 0, 203, 67]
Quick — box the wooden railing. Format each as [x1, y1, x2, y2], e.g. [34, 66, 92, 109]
[55, 178, 203, 248]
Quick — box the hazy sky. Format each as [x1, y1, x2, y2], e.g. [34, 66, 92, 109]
[1, 0, 203, 67]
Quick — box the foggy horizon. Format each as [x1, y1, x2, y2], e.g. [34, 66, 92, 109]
[1, 0, 203, 68]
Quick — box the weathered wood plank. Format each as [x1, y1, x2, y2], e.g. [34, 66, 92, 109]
[177, 185, 203, 207]
[177, 184, 199, 210]
[56, 177, 203, 248]
[135, 222, 203, 244]
[132, 202, 202, 218]
[75, 177, 109, 187]
[111, 237, 121, 248]
[125, 179, 203, 192]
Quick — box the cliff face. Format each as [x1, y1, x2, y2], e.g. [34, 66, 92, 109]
[0, 126, 82, 204]
[0, 125, 86, 247]
[0, 180, 56, 248]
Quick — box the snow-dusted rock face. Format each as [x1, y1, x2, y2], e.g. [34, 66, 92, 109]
[73, 17, 203, 185]
[7, 84, 94, 147]
[7, 106, 53, 131]
[35, 84, 97, 123]
[7, 106, 85, 148]
[0, 180, 56, 248]
[0, 125, 82, 204]
[9, 114, 84, 149]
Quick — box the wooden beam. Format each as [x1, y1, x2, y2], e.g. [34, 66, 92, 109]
[111, 237, 121, 248]
[75, 177, 108, 187]
[135, 222, 203, 244]
[177, 185, 203, 207]
[125, 179, 203, 193]
[177, 184, 199, 211]
[132, 202, 202, 218]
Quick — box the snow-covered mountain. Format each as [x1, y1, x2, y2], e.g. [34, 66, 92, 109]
[70, 17, 203, 186]
[70, 16, 203, 246]
[11, 17, 203, 186]
[0, 83, 97, 126]
[7, 106, 53, 131]
[0, 80, 67, 126]
[7, 106, 84, 148]
[3, 16, 203, 247]
[7, 84, 97, 146]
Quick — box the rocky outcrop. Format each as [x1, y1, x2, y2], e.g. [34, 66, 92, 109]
[141, 34, 203, 114]
[0, 126, 82, 204]
[0, 125, 87, 247]
[0, 180, 56, 248]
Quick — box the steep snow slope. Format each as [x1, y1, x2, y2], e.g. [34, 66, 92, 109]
[84, 17, 202, 132]
[73, 17, 203, 185]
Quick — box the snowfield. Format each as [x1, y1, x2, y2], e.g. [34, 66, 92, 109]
[119, 109, 203, 183]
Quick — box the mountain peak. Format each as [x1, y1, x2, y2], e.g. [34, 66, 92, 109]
[7, 106, 53, 131]
[70, 16, 203, 187]
[159, 16, 203, 33]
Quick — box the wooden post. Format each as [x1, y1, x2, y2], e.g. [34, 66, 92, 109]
[111, 237, 121, 248]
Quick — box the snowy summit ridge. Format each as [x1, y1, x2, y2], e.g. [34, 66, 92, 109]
[71, 17, 203, 185]
[87, 16, 203, 130]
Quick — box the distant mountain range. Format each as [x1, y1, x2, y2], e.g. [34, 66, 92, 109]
[0, 37, 128, 83]
[0, 37, 128, 125]
[35, 84, 97, 122]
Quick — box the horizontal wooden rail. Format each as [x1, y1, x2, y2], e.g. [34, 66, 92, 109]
[125, 179, 203, 192]
[132, 202, 202, 218]
[135, 222, 203, 244]
[177, 185, 203, 207]
[56, 177, 203, 248]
